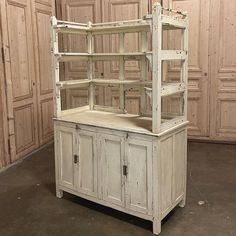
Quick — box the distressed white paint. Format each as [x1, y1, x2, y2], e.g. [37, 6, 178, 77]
[52, 3, 188, 235]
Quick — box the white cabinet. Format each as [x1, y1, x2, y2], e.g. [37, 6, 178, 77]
[56, 125, 154, 213]
[55, 122, 187, 235]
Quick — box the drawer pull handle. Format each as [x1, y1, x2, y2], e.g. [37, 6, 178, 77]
[74, 154, 78, 164]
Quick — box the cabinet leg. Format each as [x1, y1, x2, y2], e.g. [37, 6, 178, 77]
[179, 196, 186, 208]
[56, 189, 63, 198]
[153, 218, 161, 235]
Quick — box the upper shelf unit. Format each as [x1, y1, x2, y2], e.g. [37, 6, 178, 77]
[51, 2, 189, 134]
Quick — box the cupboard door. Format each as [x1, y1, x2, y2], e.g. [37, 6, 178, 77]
[57, 126, 77, 190]
[75, 129, 97, 197]
[125, 137, 152, 215]
[100, 134, 125, 207]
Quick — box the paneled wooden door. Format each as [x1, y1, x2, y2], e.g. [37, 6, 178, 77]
[1, 0, 39, 161]
[0, 0, 55, 162]
[209, 0, 236, 141]
[31, 0, 55, 145]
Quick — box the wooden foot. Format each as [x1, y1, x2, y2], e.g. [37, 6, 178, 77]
[56, 189, 63, 198]
[179, 197, 186, 208]
[153, 218, 161, 235]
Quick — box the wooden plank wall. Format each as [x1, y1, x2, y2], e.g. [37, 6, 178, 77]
[0, 0, 55, 168]
[0, 28, 10, 168]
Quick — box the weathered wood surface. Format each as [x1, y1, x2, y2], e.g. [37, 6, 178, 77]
[54, 121, 187, 235]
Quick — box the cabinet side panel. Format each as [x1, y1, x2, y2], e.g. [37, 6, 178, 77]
[172, 130, 186, 201]
[160, 136, 173, 213]
[77, 133, 96, 195]
[58, 129, 74, 188]
[101, 136, 124, 206]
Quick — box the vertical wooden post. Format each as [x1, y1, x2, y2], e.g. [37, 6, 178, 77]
[182, 16, 188, 121]
[87, 21, 94, 110]
[140, 31, 148, 115]
[152, 3, 162, 133]
[51, 16, 61, 118]
[119, 33, 125, 111]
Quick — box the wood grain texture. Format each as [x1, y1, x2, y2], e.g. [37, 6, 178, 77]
[0, 0, 39, 161]
[209, 0, 236, 141]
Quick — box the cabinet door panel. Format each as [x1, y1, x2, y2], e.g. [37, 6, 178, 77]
[75, 130, 97, 197]
[126, 137, 152, 215]
[57, 126, 76, 189]
[101, 134, 125, 206]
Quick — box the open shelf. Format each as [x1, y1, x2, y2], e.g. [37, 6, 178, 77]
[51, 2, 189, 134]
[56, 79, 152, 90]
[56, 52, 149, 62]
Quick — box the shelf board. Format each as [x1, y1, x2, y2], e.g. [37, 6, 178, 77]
[161, 82, 185, 96]
[55, 19, 150, 35]
[56, 52, 149, 62]
[55, 24, 89, 34]
[144, 14, 187, 30]
[56, 79, 152, 89]
[91, 21, 150, 35]
[56, 51, 186, 63]
[55, 110, 186, 136]
[56, 79, 90, 89]
[93, 79, 152, 86]
[161, 15, 187, 29]
[145, 82, 185, 97]
[161, 50, 187, 60]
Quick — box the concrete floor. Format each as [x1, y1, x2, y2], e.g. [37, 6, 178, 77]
[0, 142, 236, 236]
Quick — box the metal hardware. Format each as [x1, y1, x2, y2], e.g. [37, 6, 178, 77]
[123, 165, 128, 176]
[1, 47, 5, 63]
[75, 124, 80, 130]
[74, 154, 78, 164]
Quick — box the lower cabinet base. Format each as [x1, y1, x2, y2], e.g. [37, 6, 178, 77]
[56, 185, 185, 235]
[54, 121, 187, 235]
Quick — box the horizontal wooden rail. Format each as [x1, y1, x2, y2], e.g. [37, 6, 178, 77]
[56, 79, 152, 90]
[161, 15, 187, 29]
[55, 52, 150, 62]
[161, 82, 185, 96]
[161, 50, 187, 60]
[56, 79, 90, 89]
[145, 82, 185, 97]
